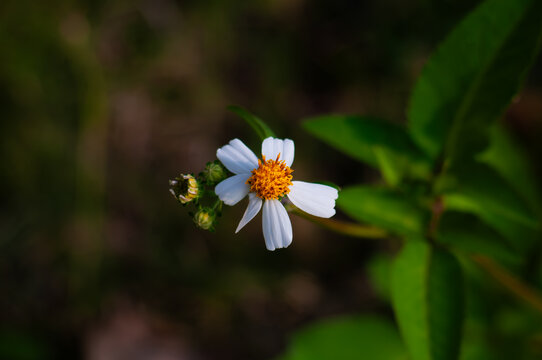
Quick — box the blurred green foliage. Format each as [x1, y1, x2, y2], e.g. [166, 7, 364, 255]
[280, 315, 407, 360]
[299, 0, 542, 359]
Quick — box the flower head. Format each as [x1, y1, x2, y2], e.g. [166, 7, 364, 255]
[247, 154, 293, 200]
[215, 137, 338, 251]
[169, 174, 199, 204]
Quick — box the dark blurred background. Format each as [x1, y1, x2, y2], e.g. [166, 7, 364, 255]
[1, 0, 541, 359]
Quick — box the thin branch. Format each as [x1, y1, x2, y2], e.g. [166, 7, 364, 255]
[472, 255, 542, 315]
[287, 206, 389, 239]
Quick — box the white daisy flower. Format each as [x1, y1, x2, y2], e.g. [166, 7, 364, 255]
[215, 137, 339, 251]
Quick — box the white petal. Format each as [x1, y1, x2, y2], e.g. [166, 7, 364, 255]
[215, 174, 250, 205]
[229, 138, 259, 167]
[261, 137, 283, 161]
[282, 139, 295, 167]
[217, 138, 258, 174]
[262, 199, 293, 251]
[235, 193, 263, 233]
[287, 181, 338, 218]
[273, 200, 293, 248]
[261, 137, 295, 166]
[262, 201, 275, 251]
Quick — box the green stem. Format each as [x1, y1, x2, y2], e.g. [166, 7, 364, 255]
[287, 206, 388, 239]
[212, 199, 223, 212]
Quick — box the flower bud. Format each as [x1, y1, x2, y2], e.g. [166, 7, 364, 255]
[193, 208, 215, 230]
[202, 161, 227, 184]
[169, 174, 199, 204]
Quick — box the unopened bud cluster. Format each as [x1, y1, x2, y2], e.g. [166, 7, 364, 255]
[169, 161, 229, 231]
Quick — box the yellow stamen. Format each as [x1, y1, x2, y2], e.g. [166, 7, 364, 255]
[179, 175, 199, 203]
[247, 154, 293, 200]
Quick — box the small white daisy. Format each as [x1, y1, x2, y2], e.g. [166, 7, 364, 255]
[215, 137, 339, 251]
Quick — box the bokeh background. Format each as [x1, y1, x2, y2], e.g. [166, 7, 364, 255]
[1, 0, 542, 359]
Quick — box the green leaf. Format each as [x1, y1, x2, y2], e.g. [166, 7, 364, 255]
[280, 315, 407, 360]
[392, 241, 464, 360]
[459, 266, 500, 360]
[477, 123, 540, 212]
[303, 115, 431, 185]
[459, 327, 496, 360]
[373, 147, 405, 186]
[367, 254, 393, 301]
[408, 0, 542, 163]
[337, 185, 429, 236]
[227, 105, 276, 140]
[439, 162, 539, 254]
[437, 212, 521, 268]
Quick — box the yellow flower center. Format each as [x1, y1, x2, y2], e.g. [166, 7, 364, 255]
[247, 154, 293, 200]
